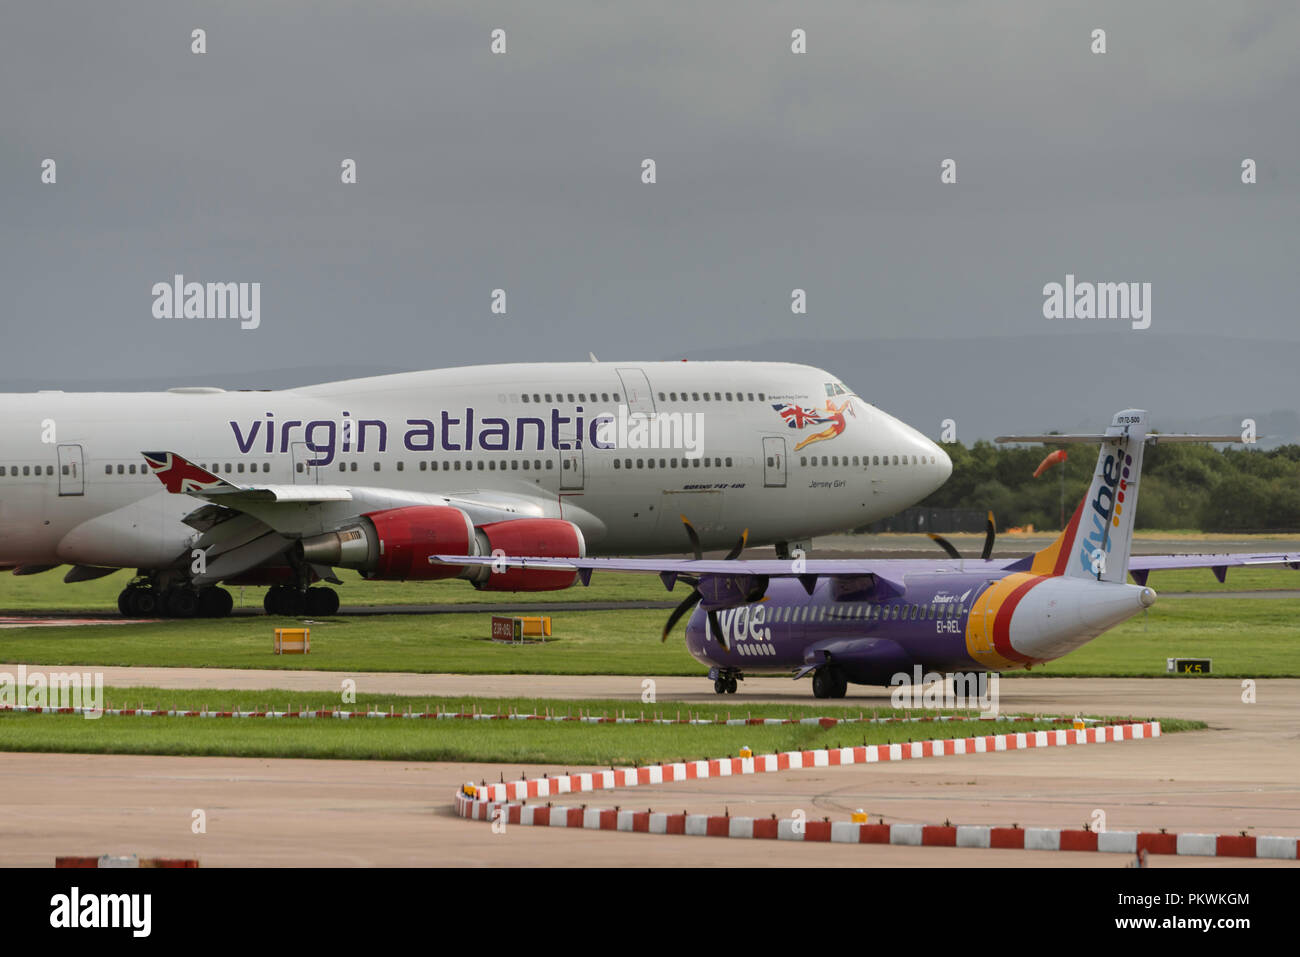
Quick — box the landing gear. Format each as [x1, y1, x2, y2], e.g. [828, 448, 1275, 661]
[118, 580, 235, 619]
[164, 588, 199, 618]
[118, 585, 159, 618]
[305, 587, 339, 616]
[812, 665, 848, 699]
[711, 670, 740, 694]
[264, 585, 339, 617]
[263, 585, 302, 617]
[198, 587, 234, 618]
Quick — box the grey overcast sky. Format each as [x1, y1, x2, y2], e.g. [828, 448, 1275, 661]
[2, 2, 1298, 437]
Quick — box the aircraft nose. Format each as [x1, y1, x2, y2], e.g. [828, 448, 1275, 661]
[933, 442, 953, 486]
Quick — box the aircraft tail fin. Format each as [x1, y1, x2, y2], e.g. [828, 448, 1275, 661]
[1007, 410, 1148, 583]
[140, 451, 236, 494]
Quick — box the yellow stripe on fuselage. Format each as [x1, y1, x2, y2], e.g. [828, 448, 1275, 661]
[964, 572, 1040, 670]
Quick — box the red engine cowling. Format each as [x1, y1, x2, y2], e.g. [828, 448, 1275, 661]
[363, 506, 476, 581]
[473, 519, 585, 591]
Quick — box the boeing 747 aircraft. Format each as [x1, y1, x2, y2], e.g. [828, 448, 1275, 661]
[0, 361, 951, 617]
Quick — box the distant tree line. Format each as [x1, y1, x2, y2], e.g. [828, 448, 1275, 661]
[917, 441, 1300, 533]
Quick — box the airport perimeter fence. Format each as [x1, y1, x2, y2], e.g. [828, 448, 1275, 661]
[858, 507, 989, 535]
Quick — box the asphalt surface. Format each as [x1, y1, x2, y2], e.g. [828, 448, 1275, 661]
[2, 674, 1297, 867]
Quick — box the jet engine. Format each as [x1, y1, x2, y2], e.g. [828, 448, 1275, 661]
[463, 519, 587, 592]
[297, 505, 478, 581]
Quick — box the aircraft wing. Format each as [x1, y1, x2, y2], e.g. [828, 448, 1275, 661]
[431, 551, 1300, 589]
[1127, 552, 1300, 585]
[140, 450, 562, 584]
[428, 554, 976, 597]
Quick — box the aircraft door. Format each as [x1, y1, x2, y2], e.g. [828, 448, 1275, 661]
[615, 368, 656, 415]
[763, 436, 786, 488]
[290, 442, 321, 484]
[560, 439, 584, 490]
[56, 444, 84, 496]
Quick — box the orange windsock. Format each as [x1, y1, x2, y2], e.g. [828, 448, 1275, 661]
[1032, 448, 1067, 478]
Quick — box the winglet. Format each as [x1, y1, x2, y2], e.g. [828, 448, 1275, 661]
[140, 451, 236, 494]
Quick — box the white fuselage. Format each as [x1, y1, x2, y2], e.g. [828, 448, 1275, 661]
[0, 361, 951, 570]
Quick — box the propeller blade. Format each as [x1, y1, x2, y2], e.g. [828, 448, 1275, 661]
[724, 528, 749, 561]
[708, 609, 727, 651]
[661, 590, 703, 641]
[981, 511, 997, 561]
[681, 515, 703, 560]
[927, 532, 961, 560]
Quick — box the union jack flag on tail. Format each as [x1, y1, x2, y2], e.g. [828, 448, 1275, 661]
[140, 452, 233, 494]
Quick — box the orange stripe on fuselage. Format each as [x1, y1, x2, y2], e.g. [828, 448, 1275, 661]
[965, 572, 1046, 670]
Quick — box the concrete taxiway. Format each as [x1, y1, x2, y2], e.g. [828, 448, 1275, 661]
[1, 675, 1296, 867]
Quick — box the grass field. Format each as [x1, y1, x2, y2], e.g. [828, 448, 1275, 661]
[0, 559, 1296, 615]
[0, 689, 1200, 764]
[1, 596, 1296, 678]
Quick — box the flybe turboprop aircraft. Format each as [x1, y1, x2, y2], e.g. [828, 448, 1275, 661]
[437, 409, 1300, 697]
[0, 361, 951, 617]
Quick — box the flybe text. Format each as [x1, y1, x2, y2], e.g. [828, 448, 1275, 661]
[710, 606, 770, 646]
[1078, 450, 1125, 575]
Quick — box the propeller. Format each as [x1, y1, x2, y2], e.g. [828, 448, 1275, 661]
[927, 511, 997, 561]
[661, 516, 750, 651]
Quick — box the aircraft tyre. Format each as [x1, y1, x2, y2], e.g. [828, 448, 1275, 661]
[199, 587, 234, 618]
[117, 588, 133, 616]
[264, 586, 297, 616]
[812, 668, 831, 699]
[126, 587, 159, 618]
[831, 668, 848, 698]
[725, 676, 738, 694]
[305, 587, 339, 616]
[714, 678, 726, 695]
[164, 588, 199, 618]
